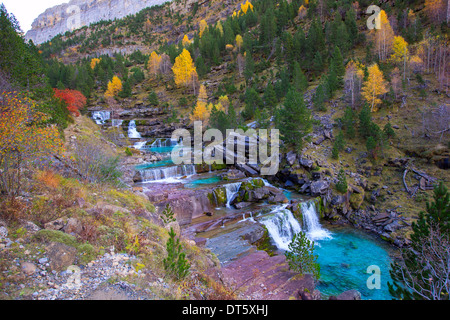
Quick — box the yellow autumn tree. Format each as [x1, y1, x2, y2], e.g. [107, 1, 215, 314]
[240, 0, 254, 15]
[361, 63, 388, 112]
[217, 95, 230, 112]
[216, 20, 224, 36]
[148, 51, 162, 77]
[182, 34, 191, 47]
[298, 5, 307, 19]
[105, 76, 123, 98]
[190, 87, 211, 124]
[90, 58, 101, 70]
[390, 36, 409, 64]
[199, 20, 208, 38]
[172, 49, 198, 93]
[235, 34, 243, 51]
[370, 10, 395, 61]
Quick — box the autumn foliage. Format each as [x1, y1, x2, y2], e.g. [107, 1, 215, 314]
[105, 76, 123, 98]
[172, 49, 198, 92]
[53, 88, 87, 117]
[0, 92, 65, 196]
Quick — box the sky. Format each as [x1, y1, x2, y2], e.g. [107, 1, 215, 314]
[2, 0, 69, 32]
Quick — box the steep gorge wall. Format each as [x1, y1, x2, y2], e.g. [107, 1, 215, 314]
[25, 0, 170, 44]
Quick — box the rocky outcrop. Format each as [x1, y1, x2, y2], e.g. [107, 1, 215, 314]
[25, 0, 169, 44]
[222, 251, 320, 300]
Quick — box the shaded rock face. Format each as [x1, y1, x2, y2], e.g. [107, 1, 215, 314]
[26, 0, 169, 44]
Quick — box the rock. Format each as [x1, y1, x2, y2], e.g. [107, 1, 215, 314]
[64, 218, 83, 235]
[310, 180, 330, 196]
[337, 290, 361, 300]
[299, 158, 314, 169]
[21, 220, 41, 233]
[222, 169, 246, 180]
[349, 192, 364, 210]
[165, 221, 181, 236]
[0, 226, 8, 239]
[26, 0, 169, 44]
[44, 218, 66, 231]
[21, 262, 37, 276]
[46, 242, 77, 272]
[311, 172, 321, 181]
[286, 151, 297, 166]
[234, 202, 253, 209]
[236, 164, 259, 177]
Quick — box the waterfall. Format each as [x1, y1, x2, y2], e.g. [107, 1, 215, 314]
[92, 111, 111, 125]
[261, 205, 302, 251]
[224, 182, 242, 208]
[128, 120, 142, 139]
[151, 138, 178, 148]
[111, 119, 123, 127]
[133, 141, 147, 150]
[140, 165, 196, 183]
[300, 201, 333, 241]
[262, 202, 332, 251]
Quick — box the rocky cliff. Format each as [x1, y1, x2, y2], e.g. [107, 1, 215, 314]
[25, 0, 170, 44]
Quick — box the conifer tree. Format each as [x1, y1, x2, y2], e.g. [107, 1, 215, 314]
[276, 88, 312, 152]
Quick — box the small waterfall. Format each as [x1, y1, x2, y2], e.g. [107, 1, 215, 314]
[111, 119, 123, 127]
[151, 138, 178, 148]
[92, 111, 111, 125]
[140, 165, 196, 182]
[300, 202, 332, 241]
[128, 120, 142, 139]
[262, 202, 332, 251]
[261, 205, 302, 251]
[224, 182, 242, 208]
[133, 141, 147, 150]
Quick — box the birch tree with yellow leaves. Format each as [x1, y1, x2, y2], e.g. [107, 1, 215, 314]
[370, 10, 395, 61]
[361, 63, 388, 112]
[104, 76, 123, 98]
[172, 49, 199, 94]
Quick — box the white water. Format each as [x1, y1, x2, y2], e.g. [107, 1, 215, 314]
[225, 182, 242, 208]
[300, 201, 333, 241]
[111, 119, 123, 127]
[92, 111, 110, 125]
[140, 165, 196, 183]
[128, 120, 142, 139]
[151, 138, 178, 148]
[133, 141, 147, 150]
[261, 205, 302, 251]
[262, 202, 332, 251]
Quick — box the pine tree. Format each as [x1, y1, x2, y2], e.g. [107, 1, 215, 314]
[388, 182, 449, 300]
[264, 83, 278, 110]
[276, 88, 312, 152]
[292, 61, 308, 93]
[335, 169, 348, 194]
[285, 231, 320, 280]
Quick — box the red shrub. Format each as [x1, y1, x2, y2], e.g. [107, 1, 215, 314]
[53, 88, 86, 117]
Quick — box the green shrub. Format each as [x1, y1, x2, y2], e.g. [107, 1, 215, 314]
[163, 227, 190, 281]
[336, 169, 348, 194]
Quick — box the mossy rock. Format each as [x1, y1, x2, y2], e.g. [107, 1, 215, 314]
[213, 187, 227, 206]
[291, 203, 304, 226]
[251, 178, 265, 188]
[313, 197, 325, 219]
[255, 226, 277, 257]
[33, 230, 98, 265]
[349, 192, 365, 210]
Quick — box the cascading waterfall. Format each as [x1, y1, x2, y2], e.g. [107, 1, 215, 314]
[300, 201, 333, 241]
[128, 120, 142, 139]
[262, 202, 332, 251]
[140, 165, 196, 182]
[92, 111, 111, 125]
[224, 182, 242, 208]
[133, 141, 147, 150]
[261, 205, 302, 251]
[151, 138, 178, 148]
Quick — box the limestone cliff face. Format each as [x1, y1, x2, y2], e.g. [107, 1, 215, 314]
[25, 0, 170, 44]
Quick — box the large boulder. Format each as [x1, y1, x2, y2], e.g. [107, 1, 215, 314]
[47, 242, 77, 272]
[310, 180, 330, 196]
[336, 289, 361, 300]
